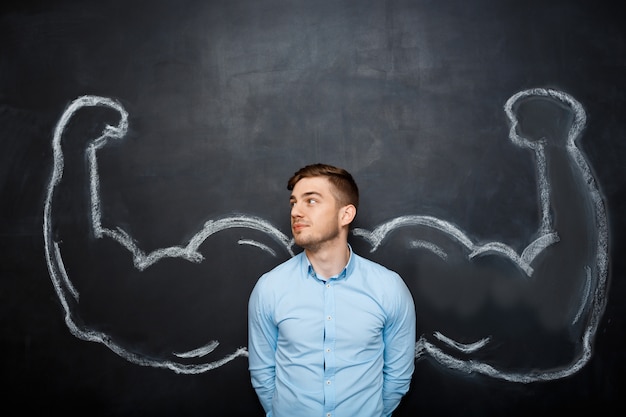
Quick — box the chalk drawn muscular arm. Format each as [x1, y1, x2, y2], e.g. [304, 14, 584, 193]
[43, 96, 293, 374]
[353, 88, 609, 382]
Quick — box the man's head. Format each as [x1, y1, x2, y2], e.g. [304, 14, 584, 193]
[287, 163, 359, 210]
[287, 163, 359, 251]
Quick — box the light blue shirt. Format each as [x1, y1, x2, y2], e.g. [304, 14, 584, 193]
[248, 246, 416, 417]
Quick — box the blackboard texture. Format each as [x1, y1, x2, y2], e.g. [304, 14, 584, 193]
[2, 1, 625, 416]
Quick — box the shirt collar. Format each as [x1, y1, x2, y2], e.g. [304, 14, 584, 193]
[303, 244, 354, 282]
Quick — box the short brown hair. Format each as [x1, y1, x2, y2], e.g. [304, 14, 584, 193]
[287, 163, 359, 210]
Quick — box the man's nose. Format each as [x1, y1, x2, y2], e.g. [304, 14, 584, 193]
[291, 203, 302, 218]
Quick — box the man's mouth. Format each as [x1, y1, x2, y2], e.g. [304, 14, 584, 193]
[292, 222, 307, 231]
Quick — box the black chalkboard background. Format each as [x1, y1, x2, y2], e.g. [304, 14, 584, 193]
[2, 1, 625, 416]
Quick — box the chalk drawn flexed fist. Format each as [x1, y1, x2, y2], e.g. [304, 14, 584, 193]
[44, 88, 608, 381]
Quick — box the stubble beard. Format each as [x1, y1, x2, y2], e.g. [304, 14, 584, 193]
[293, 225, 341, 253]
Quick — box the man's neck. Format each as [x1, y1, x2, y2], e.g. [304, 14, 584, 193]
[305, 240, 350, 280]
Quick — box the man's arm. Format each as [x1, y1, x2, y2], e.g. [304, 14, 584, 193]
[248, 275, 278, 415]
[382, 274, 416, 416]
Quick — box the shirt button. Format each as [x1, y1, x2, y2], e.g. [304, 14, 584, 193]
[327, 414, 331, 417]
[327, 316, 332, 320]
[326, 380, 331, 385]
[326, 283, 331, 288]
[326, 348, 331, 352]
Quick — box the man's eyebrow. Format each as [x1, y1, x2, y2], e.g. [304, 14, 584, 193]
[290, 191, 323, 200]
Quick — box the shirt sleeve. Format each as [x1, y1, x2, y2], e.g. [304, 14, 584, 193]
[248, 275, 278, 415]
[381, 273, 416, 416]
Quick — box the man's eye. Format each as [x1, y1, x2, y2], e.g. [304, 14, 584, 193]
[307, 199, 317, 204]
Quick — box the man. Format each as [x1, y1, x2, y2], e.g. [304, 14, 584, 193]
[248, 163, 416, 417]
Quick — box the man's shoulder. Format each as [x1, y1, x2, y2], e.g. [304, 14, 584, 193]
[352, 251, 395, 274]
[351, 251, 407, 285]
[252, 253, 303, 297]
[264, 251, 304, 277]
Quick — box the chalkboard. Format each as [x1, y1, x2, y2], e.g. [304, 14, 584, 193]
[2, 1, 625, 415]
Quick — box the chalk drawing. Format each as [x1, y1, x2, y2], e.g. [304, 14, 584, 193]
[354, 88, 608, 382]
[43, 88, 608, 381]
[43, 95, 294, 373]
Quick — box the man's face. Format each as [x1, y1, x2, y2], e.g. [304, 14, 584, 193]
[289, 176, 342, 251]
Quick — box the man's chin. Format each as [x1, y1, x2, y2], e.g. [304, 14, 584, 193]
[293, 236, 317, 251]
[293, 237, 308, 248]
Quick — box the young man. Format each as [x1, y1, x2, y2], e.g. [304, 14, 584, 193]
[248, 163, 416, 417]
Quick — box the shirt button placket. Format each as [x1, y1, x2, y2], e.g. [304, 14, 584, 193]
[323, 279, 336, 414]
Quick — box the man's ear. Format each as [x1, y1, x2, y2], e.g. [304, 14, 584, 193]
[340, 204, 357, 226]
